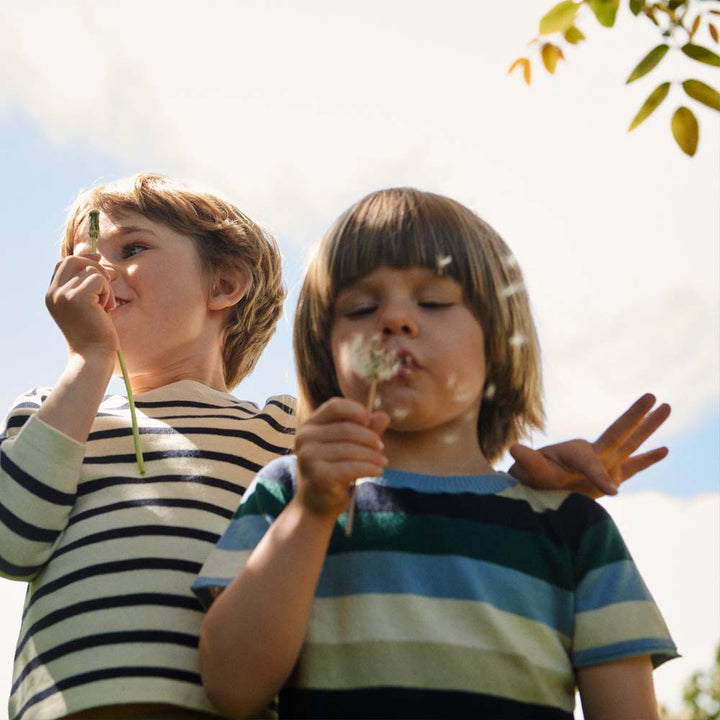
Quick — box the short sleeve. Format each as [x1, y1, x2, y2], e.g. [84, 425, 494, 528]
[192, 455, 297, 609]
[565, 496, 679, 669]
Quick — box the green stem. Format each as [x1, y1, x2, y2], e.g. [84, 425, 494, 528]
[88, 209, 145, 475]
[117, 347, 146, 475]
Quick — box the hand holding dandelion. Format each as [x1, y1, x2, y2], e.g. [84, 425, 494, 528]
[345, 336, 401, 535]
[88, 210, 145, 475]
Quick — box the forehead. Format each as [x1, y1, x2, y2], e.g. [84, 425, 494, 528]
[71, 211, 187, 252]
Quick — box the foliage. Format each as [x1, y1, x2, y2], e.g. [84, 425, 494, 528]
[509, 0, 720, 156]
[661, 644, 720, 720]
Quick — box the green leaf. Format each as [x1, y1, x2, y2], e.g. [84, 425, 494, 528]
[682, 79, 720, 111]
[681, 43, 720, 66]
[671, 106, 699, 156]
[588, 0, 620, 27]
[564, 25, 586, 44]
[628, 81, 671, 131]
[625, 44, 670, 83]
[629, 0, 643, 16]
[539, 0, 581, 34]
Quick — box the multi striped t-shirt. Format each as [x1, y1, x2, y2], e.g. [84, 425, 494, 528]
[0, 380, 295, 720]
[193, 455, 678, 720]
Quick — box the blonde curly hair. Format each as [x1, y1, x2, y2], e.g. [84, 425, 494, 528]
[61, 173, 286, 388]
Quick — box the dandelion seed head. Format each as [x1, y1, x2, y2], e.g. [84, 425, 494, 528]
[349, 334, 401, 381]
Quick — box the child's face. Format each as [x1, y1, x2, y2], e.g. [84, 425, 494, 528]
[73, 211, 219, 377]
[331, 265, 487, 439]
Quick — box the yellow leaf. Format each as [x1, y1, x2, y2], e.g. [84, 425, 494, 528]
[508, 57, 532, 85]
[671, 106, 699, 156]
[709, 23, 719, 44]
[690, 15, 701, 40]
[541, 44, 563, 74]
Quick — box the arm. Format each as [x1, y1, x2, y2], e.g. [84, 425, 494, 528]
[199, 398, 389, 719]
[577, 655, 659, 720]
[0, 254, 117, 578]
[508, 394, 670, 497]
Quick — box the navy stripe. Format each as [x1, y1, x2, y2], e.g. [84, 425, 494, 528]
[26, 558, 201, 609]
[135, 399, 249, 410]
[67, 498, 233, 527]
[0, 553, 43, 579]
[83, 448, 269, 471]
[280, 686, 572, 720]
[1, 453, 76, 506]
[87, 425, 291, 452]
[0, 502, 61, 543]
[15, 666, 201, 720]
[49, 525, 220, 562]
[2, 414, 31, 433]
[77, 473, 244, 497]
[12, 630, 198, 694]
[16, 593, 202, 656]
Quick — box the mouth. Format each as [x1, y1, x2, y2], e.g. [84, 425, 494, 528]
[110, 298, 130, 313]
[394, 350, 421, 375]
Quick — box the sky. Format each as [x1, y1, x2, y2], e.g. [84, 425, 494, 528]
[0, 1, 718, 716]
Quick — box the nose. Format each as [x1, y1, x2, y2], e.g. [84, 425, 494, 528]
[379, 300, 418, 337]
[98, 255, 117, 280]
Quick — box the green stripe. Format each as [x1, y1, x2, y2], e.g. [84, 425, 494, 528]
[574, 517, 631, 580]
[329, 513, 575, 589]
[235, 477, 291, 519]
[291, 640, 575, 710]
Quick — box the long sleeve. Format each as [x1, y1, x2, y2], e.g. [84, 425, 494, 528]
[0, 389, 85, 580]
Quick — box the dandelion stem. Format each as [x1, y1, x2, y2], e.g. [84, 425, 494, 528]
[117, 347, 145, 475]
[89, 209, 145, 475]
[345, 379, 378, 537]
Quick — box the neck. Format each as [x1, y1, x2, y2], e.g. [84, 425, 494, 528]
[119, 349, 229, 395]
[381, 425, 494, 476]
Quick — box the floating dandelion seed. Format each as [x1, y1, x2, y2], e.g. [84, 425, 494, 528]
[503, 253, 519, 269]
[346, 335, 401, 536]
[502, 281, 525, 298]
[483, 382, 496, 401]
[390, 407, 410, 422]
[436, 255, 453, 276]
[88, 210, 145, 475]
[509, 333, 527, 348]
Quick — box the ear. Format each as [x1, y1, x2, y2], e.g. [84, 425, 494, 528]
[207, 266, 251, 312]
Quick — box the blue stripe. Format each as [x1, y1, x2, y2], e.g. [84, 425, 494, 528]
[374, 468, 516, 495]
[215, 514, 271, 551]
[573, 637, 679, 668]
[576, 560, 653, 612]
[315, 551, 574, 634]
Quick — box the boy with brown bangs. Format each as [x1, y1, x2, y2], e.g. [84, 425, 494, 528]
[195, 187, 677, 720]
[2, 174, 670, 720]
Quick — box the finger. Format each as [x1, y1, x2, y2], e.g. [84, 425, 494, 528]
[507, 444, 555, 486]
[594, 394, 657, 452]
[614, 403, 671, 457]
[297, 420, 384, 453]
[619, 447, 669, 481]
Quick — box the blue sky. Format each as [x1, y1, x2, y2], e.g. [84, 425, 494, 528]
[0, 2, 718, 715]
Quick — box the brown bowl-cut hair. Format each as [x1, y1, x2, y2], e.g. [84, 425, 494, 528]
[61, 173, 285, 389]
[293, 187, 544, 462]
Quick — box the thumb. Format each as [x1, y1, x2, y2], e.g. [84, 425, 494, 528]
[368, 411, 391, 436]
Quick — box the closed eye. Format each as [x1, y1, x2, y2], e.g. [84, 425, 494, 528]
[418, 300, 454, 309]
[344, 305, 377, 318]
